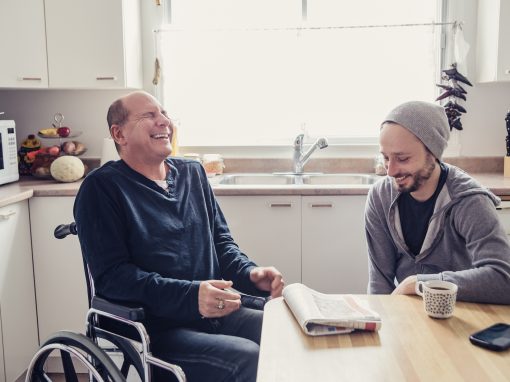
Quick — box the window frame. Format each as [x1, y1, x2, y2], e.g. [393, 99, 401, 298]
[156, 0, 447, 157]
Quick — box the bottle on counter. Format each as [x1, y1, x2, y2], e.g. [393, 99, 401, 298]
[202, 154, 225, 176]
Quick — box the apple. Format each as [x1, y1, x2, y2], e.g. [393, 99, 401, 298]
[57, 126, 71, 138]
[48, 145, 60, 156]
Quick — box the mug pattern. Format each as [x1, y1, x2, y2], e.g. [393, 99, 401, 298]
[424, 291, 457, 317]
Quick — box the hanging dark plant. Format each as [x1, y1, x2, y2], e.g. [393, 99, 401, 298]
[436, 63, 472, 131]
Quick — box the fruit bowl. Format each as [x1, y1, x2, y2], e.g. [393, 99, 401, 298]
[37, 131, 82, 139]
[61, 141, 87, 156]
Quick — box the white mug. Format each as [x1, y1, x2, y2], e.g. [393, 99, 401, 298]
[415, 280, 458, 318]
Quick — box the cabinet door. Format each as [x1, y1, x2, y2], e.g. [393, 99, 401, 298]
[0, 201, 39, 381]
[0, 310, 4, 382]
[496, 201, 510, 236]
[497, 0, 510, 81]
[29, 197, 88, 342]
[0, 0, 48, 88]
[476, 0, 510, 82]
[302, 195, 368, 294]
[216, 196, 302, 285]
[44, 0, 142, 88]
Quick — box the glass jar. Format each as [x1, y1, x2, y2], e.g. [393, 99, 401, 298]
[374, 154, 387, 176]
[202, 154, 225, 176]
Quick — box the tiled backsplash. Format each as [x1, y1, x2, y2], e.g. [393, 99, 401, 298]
[84, 156, 503, 175]
[222, 157, 503, 175]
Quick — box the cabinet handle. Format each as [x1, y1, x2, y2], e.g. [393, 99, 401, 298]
[269, 203, 292, 208]
[0, 210, 16, 220]
[310, 203, 333, 208]
[497, 202, 510, 210]
[19, 76, 42, 81]
[96, 76, 117, 81]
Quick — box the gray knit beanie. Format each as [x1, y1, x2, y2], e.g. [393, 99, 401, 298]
[382, 101, 450, 159]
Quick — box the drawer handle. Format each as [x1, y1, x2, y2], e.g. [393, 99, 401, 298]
[96, 76, 117, 81]
[0, 210, 16, 220]
[19, 76, 42, 81]
[269, 203, 292, 208]
[310, 203, 333, 208]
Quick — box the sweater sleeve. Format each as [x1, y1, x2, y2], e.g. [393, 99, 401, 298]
[438, 194, 510, 304]
[365, 186, 398, 294]
[73, 174, 202, 323]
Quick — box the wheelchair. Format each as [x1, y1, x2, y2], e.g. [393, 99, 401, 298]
[25, 222, 187, 382]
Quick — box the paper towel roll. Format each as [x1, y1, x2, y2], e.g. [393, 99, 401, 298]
[100, 137, 120, 166]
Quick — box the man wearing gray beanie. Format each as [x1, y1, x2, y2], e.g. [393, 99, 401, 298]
[364, 101, 510, 304]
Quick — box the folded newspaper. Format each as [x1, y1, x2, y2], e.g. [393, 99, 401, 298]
[283, 283, 382, 336]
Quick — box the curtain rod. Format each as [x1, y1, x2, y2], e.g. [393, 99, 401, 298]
[154, 21, 457, 33]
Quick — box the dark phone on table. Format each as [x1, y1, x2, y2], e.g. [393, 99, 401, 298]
[469, 323, 510, 351]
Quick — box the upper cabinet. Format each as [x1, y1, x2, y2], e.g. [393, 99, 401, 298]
[0, 0, 49, 88]
[476, 0, 510, 83]
[44, 0, 142, 89]
[0, 0, 142, 89]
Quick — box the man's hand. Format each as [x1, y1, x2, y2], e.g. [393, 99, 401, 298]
[198, 279, 241, 318]
[391, 275, 418, 295]
[250, 266, 284, 298]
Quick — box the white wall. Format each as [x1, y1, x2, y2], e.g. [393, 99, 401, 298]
[0, 89, 130, 158]
[447, 0, 510, 157]
[0, 0, 509, 159]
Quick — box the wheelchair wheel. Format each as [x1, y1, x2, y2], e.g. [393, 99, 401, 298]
[25, 330, 126, 382]
[94, 328, 145, 380]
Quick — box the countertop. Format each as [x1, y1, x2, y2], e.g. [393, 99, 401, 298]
[3, 172, 510, 208]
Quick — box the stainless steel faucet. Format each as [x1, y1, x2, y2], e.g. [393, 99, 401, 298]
[292, 134, 328, 174]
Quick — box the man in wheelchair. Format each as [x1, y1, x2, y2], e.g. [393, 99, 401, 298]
[74, 91, 284, 382]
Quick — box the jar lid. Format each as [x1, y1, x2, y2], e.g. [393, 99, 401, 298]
[203, 154, 223, 161]
[183, 153, 201, 160]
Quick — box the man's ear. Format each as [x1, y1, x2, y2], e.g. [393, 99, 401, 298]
[110, 124, 126, 146]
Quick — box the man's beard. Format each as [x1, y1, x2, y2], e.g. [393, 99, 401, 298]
[394, 154, 436, 194]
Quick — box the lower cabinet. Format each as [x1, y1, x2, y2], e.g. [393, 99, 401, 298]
[216, 196, 302, 285]
[216, 195, 369, 294]
[27, 194, 368, 352]
[301, 196, 368, 293]
[496, 201, 510, 235]
[29, 197, 88, 344]
[0, 201, 39, 381]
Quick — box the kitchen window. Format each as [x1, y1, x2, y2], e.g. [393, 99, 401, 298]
[156, 0, 445, 148]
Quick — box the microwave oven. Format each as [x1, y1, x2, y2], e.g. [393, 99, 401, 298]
[0, 120, 19, 185]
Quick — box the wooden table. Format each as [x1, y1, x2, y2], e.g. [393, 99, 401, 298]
[257, 295, 510, 382]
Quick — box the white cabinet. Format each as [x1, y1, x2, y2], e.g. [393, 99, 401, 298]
[216, 195, 369, 294]
[216, 196, 302, 285]
[0, 201, 39, 382]
[0, 0, 142, 89]
[496, 201, 510, 235]
[29, 197, 88, 342]
[0, 0, 49, 88]
[476, 0, 510, 82]
[302, 196, 368, 294]
[44, 0, 142, 89]
[0, 315, 4, 382]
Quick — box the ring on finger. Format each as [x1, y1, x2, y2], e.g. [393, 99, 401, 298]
[216, 299, 225, 310]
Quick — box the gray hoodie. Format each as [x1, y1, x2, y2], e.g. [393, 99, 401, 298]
[365, 163, 510, 304]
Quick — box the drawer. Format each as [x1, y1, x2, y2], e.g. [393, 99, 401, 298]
[496, 201, 510, 235]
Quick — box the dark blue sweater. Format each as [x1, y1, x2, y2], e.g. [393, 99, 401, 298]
[74, 158, 260, 331]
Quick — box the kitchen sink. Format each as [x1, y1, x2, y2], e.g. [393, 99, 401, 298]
[217, 173, 382, 186]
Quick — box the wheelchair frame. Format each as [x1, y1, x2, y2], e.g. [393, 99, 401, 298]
[25, 223, 187, 382]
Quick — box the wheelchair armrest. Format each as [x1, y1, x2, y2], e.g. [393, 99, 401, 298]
[91, 296, 145, 321]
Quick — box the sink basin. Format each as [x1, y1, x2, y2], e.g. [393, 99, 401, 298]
[303, 173, 380, 185]
[217, 173, 381, 186]
[218, 173, 297, 185]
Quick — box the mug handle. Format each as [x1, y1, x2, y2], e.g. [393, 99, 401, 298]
[415, 281, 425, 296]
